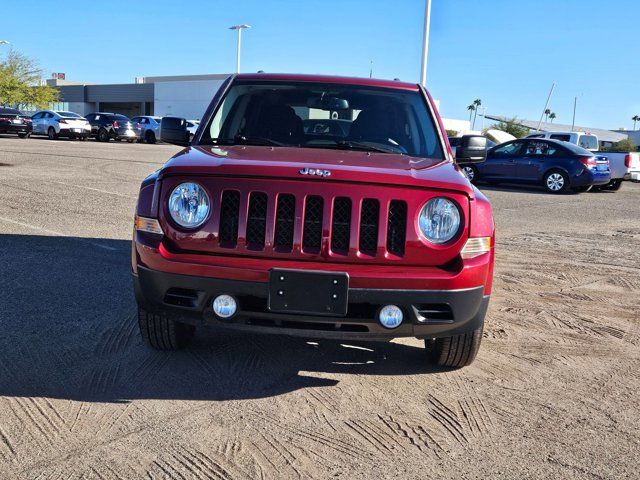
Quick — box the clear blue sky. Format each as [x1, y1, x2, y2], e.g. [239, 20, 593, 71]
[2, 0, 638, 129]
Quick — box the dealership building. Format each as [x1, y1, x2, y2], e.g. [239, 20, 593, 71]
[49, 73, 230, 120]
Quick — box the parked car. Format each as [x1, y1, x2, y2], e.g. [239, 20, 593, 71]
[449, 135, 496, 181]
[131, 115, 162, 144]
[470, 138, 610, 193]
[0, 106, 32, 138]
[132, 73, 495, 369]
[85, 112, 141, 142]
[525, 130, 637, 190]
[526, 130, 599, 151]
[186, 120, 200, 142]
[30, 110, 91, 140]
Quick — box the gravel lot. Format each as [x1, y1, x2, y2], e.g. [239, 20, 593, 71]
[0, 136, 639, 479]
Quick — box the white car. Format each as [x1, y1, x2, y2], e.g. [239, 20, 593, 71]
[31, 110, 92, 140]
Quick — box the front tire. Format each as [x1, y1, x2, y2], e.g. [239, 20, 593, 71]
[543, 169, 569, 194]
[47, 127, 58, 140]
[138, 306, 195, 350]
[18, 132, 30, 139]
[145, 130, 156, 144]
[425, 327, 483, 368]
[461, 165, 478, 184]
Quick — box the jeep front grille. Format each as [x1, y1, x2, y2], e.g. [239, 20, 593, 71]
[165, 180, 420, 261]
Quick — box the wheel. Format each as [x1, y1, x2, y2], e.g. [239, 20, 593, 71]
[600, 179, 623, 191]
[425, 326, 483, 368]
[145, 130, 156, 144]
[97, 128, 110, 142]
[18, 132, 30, 139]
[127, 138, 136, 143]
[80, 136, 88, 141]
[461, 165, 478, 184]
[137, 306, 195, 350]
[572, 185, 592, 193]
[543, 169, 569, 194]
[47, 127, 58, 140]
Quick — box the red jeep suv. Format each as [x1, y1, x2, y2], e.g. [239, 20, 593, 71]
[132, 74, 494, 368]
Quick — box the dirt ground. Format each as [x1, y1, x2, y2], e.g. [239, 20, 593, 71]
[0, 137, 638, 479]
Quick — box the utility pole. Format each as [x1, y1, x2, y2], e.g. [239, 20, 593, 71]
[369, 60, 373, 78]
[571, 96, 577, 132]
[536, 82, 555, 131]
[229, 25, 251, 73]
[420, 0, 432, 86]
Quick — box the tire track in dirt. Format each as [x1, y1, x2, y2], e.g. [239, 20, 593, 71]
[94, 314, 138, 356]
[376, 414, 445, 457]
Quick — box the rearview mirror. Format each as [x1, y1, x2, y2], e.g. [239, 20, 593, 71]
[160, 116, 190, 146]
[455, 135, 488, 163]
[306, 96, 349, 110]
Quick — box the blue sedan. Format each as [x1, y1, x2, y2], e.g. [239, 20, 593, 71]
[466, 138, 610, 193]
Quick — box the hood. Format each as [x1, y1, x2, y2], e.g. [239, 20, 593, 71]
[159, 145, 475, 197]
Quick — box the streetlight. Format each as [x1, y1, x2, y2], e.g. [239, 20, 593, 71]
[229, 24, 251, 73]
[420, 0, 432, 86]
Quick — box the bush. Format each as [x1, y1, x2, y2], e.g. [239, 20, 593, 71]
[601, 138, 637, 152]
[489, 117, 530, 138]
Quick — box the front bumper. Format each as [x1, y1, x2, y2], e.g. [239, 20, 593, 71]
[134, 265, 489, 341]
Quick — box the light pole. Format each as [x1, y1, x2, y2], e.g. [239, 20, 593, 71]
[420, 0, 432, 86]
[229, 25, 251, 73]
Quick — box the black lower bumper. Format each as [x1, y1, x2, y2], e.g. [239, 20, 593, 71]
[134, 266, 489, 341]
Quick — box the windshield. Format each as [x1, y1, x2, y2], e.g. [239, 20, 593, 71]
[578, 135, 598, 150]
[201, 81, 444, 159]
[57, 111, 81, 118]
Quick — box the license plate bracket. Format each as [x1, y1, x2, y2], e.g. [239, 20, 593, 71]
[268, 269, 349, 316]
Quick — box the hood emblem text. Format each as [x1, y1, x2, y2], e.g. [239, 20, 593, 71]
[299, 167, 331, 178]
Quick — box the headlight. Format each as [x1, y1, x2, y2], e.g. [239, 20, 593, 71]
[168, 182, 210, 228]
[418, 197, 461, 244]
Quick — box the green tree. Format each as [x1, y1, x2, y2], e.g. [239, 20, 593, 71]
[472, 98, 482, 129]
[467, 104, 476, 124]
[602, 138, 637, 152]
[489, 117, 530, 138]
[549, 112, 556, 123]
[544, 108, 551, 123]
[0, 50, 58, 109]
[632, 115, 640, 130]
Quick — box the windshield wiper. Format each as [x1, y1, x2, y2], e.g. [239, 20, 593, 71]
[234, 135, 288, 147]
[204, 135, 288, 147]
[314, 140, 400, 154]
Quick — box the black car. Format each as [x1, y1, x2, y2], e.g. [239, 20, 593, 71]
[85, 112, 141, 142]
[0, 107, 32, 138]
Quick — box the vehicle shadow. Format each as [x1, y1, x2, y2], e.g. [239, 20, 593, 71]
[0, 234, 442, 404]
[478, 182, 615, 195]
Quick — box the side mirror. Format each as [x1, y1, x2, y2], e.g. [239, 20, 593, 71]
[160, 116, 190, 146]
[456, 135, 488, 163]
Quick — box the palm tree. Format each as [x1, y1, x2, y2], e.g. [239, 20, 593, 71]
[472, 98, 482, 129]
[467, 104, 476, 124]
[544, 108, 551, 123]
[549, 112, 556, 123]
[633, 115, 640, 130]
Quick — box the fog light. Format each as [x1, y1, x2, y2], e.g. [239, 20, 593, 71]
[378, 305, 403, 329]
[212, 295, 237, 318]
